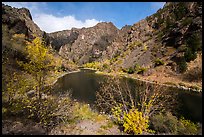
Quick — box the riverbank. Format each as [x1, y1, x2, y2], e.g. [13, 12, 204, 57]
[51, 67, 202, 93]
[48, 69, 81, 86]
[94, 70, 202, 93]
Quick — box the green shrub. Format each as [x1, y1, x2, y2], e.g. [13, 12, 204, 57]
[134, 64, 147, 74]
[110, 57, 118, 63]
[150, 112, 178, 134]
[137, 67, 147, 74]
[184, 48, 197, 62]
[177, 58, 187, 73]
[154, 58, 164, 67]
[177, 117, 198, 135]
[150, 112, 199, 135]
[181, 17, 193, 26]
[127, 67, 134, 74]
[157, 31, 164, 41]
[186, 32, 201, 52]
[121, 67, 135, 74]
[173, 2, 188, 20]
[155, 12, 164, 26]
[183, 33, 201, 64]
[116, 59, 123, 65]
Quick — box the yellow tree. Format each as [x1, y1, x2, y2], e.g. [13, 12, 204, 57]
[18, 37, 56, 100]
[3, 35, 70, 129]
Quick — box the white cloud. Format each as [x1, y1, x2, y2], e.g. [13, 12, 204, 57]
[150, 2, 166, 10]
[3, 2, 102, 33]
[34, 14, 101, 33]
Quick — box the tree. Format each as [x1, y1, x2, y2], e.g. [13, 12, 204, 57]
[166, 16, 173, 29]
[174, 2, 188, 20]
[178, 57, 188, 73]
[18, 37, 56, 101]
[186, 33, 201, 52]
[184, 48, 197, 62]
[183, 33, 201, 65]
[11, 36, 69, 129]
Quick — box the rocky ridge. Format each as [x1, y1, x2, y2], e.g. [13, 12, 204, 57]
[2, 2, 202, 79]
[47, 2, 202, 72]
[2, 3, 43, 39]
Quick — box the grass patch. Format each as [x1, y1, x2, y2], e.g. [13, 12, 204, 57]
[128, 41, 143, 50]
[94, 114, 107, 122]
[100, 121, 114, 130]
[72, 102, 98, 121]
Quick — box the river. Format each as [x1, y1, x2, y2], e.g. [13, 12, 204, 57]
[53, 69, 202, 123]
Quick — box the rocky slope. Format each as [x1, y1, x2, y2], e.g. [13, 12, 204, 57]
[2, 3, 43, 39]
[47, 2, 202, 72]
[48, 22, 119, 65]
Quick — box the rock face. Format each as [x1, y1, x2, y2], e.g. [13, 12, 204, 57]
[48, 22, 119, 65]
[2, 2, 202, 70]
[2, 3, 43, 39]
[47, 2, 202, 70]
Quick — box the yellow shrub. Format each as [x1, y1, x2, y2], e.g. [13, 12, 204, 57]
[143, 45, 148, 51]
[12, 33, 26, 39]
[123, 108, 149, 134]
[128, 41, 143, 50]
[178, 117, 198, 135]
[111, 103, 124, 124]
[83, 62, 101, 70]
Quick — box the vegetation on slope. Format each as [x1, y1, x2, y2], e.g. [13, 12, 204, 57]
[95, 77, 201, 135]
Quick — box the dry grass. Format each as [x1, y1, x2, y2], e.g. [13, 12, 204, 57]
[138, 52, 202, 89]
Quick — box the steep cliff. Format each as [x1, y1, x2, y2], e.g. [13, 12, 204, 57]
[47, 2, 202, 74]
[48, 22, 119, 65]
[2, 3, 43, 39]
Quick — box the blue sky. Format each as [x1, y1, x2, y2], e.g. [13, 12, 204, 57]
[3, 2, 165, 33]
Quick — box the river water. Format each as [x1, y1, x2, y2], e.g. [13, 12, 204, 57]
[53, 69, 202, 123]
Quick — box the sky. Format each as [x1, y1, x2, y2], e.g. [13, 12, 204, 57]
[3, 2, 165, 33]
